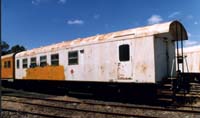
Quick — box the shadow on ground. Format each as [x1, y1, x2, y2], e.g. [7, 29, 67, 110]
[2, 80, 199, 107]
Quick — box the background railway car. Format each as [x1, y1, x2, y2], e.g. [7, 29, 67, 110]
[14, 20, 187, 84]
[179, 45, 200, 82]
[1, 53, 15, 81]
[182, 45, 200, 73]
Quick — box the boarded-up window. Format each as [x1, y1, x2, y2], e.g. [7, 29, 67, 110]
[23, 59, 28, 68]
[119, 44, 130, 61]
[51, 54, 59, 66]
[40, 56, 47, 67]
[30, 57, 37, 68]
[17, 60, 20, 69]
[68, 51, 78, 65]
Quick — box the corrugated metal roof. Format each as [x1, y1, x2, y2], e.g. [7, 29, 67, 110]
[16, 20, 188, 57]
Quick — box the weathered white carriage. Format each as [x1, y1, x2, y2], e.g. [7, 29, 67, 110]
[15, 20, 188, 85]
[182, 45, 200, 73]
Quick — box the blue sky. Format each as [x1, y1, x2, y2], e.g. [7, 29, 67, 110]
[2, 0, 200, 49]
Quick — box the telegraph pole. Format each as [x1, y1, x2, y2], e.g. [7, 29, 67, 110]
[0, 0, 2, 116]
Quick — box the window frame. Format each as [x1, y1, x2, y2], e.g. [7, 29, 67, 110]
[3, 61, 11, 68]
[119, 44, 130, 62]
[40, 55, 47, 67]
[17, 59, 20, 69]
[30, 57, 37, 68]
[51, 54, 59, 66]
[22, 58, 28, 69]
[4, 61, 7, 68]
[7, 61, 11, 68]
[68, 51, 78, 65]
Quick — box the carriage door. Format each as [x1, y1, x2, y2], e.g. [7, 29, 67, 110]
[117, 40, 132, 80]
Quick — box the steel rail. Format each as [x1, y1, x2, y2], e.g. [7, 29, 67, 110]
[2, 108, 71, 118]
[2, 99, 157, 118]
[3, 94, 200, 114]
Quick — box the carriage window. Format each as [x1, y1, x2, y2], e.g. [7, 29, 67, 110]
[2, 62, 4, 68]
[68, 51, 78, 65]
[30, 57, 37, 68]
[7, 61, 11, 68]
[3, 61, 11, 68]
[23, 59, 28, 68]
[4, 61, 7, 68]
[17, 60, 20, 69]
[40, 56, 47, 67]
[51, 54, 59, 66]
[119, 44, 130, 61]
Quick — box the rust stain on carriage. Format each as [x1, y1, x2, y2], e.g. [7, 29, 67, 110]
[23, 66, 65, 80]
[136, 63, 148, 74]
[98, 33, 113, 41]
[141, 64, 147, 74]
[16, 21, 187, 58]
[100, 65, 105, 76]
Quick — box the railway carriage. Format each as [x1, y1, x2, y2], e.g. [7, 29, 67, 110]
[182, 45, 200, 73]
[1, 53, 15, 81]
[179, 45, 200, 82]
[1, 20, 188, 95]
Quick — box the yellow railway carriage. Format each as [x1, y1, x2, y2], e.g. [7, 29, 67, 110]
[1, 53, 15, 80]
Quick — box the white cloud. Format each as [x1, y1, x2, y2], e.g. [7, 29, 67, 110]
[188, 32, 191, 37]
[32, 0, 67, 5]
[32, 0, 41, 5]
[185, 40, 199, 47]
[168, 11, 181, 18]
[147, 15, 163, 25]
[192, 34, 200, 38]
[58, 0, 66, 4]
[94, 14, 100, 19]
[194, 21, 198, 25]
[67, 20, 84, 25]
[186, 32, 200, 38]
[186, 15, 194, 20]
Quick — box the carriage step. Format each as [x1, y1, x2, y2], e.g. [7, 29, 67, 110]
[157, 98, 173, 102]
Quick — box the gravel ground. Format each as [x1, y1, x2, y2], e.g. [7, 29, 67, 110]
[2, 111, 49, 118]
[2, 96, 200, 118]
[2, 87, 200, 118]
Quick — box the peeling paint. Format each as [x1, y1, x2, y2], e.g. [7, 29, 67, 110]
[12, 21, 188, 83]
[23, 66, 65, 80]
[16, 21, 187, 58]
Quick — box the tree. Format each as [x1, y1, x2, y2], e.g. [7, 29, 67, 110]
[7, 45, 26, 54]
[1, 41, 10, 55]
[1, 41, 26, 55]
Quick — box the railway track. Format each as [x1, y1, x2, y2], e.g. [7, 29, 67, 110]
[2, 98, 157, 118]
[3, 94, 200, 114]
[2, 94, 200, 118]
[2, 88, 200, 118]
[2, 108, 71, 118]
